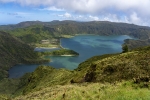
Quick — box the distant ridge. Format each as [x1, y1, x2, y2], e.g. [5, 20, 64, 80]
[0, 31, 49, 80]
[0, 21, 150, 99]
[0, 20, 150, 48]
[0, 20, 150, 30]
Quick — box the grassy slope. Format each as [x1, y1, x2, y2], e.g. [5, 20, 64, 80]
[124, 39, 150, 50]
[1, 21, 150, 49]
[14, 82, 150, 100]
[0, 21, 150, 99]
[41, 49, 79, 56]
[7, 25, 58, 44]
[8, 46, 150, 99]
[72, 46, 150, 83]
[0, 31, 49, 80]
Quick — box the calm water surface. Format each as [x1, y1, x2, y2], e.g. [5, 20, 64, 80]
[9, 35, 132, 78]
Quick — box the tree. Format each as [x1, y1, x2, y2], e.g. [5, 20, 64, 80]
[122, 45, 128, 53]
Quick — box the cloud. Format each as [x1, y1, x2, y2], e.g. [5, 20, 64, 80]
[1, 0, 150, 26]
[89, 15, 99, 21]
[64, 12, 71, 18]
[58, 12, 72, 18]
[1, 0, 149, 14]
[129, 12, 141, 24]
[39, 6, 64, 11]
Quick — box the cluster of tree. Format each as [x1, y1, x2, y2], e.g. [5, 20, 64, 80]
[40, 49, 79, 56]
[0, 31, 49, 80]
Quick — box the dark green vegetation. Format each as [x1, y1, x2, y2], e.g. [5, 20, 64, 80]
[0, 21, 150, 99]
[124, 39, 150, 50]
[0, 31, 49, 80]
[73, 46, 150, 83]
[40, 49, 79, 56]
[0, 46, 150, 99]
[122, 45, 129, 53]
[6, 25, 60, 44]
[1, 21, 150, 49]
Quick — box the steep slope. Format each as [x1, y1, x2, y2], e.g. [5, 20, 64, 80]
[0, 31, 49, 80]
[6, 25, 58, 44]
[8, 46, 150, 99]
[124, 39, 150, 50]
[14, 82, 150, 100]
[73, 46, 150, 83]
[1, 21, 150, 49]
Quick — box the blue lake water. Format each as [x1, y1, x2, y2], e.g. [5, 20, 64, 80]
[9, 35, 133, 78]
[34, 47, 60, 52]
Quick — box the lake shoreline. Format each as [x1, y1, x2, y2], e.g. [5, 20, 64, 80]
[48, 55, 78, 57]
[35, 47, 59, 49]
[9, 35, 132, 78]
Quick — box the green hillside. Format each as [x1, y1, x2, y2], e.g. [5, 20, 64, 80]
[14, 82, 150, 100]
[0, 46, 148, 99]
[1, 21, 150, 49]
[0, 31, 49, 80]
[41, 49, 79, 56]
[124, 39, 150, 50]
[0, 21, 150, 99]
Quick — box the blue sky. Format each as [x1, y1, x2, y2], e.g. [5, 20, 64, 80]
[0, 0, 150, 26]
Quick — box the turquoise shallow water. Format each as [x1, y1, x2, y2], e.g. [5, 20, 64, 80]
[9, 35, 132, 78]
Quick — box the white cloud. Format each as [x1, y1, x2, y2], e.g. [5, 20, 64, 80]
[39, 6, 64, 11]
[124, 16, 129, 23]
[57, 12, 72, 18]
[89, 15, 99, 21]
[63, 12, 71, 18]
[21, 1, 150, 14]
[1, 0, 149, 14]
[78, 15, 83, 18]
[129, 12, 141, 25]
[1, 0, 150, 26]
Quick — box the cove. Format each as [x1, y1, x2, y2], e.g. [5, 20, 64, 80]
[9, 35, 133, 78]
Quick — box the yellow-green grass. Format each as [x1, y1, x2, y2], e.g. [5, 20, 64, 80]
[61, 34, 74, 38]
[14, 81, 150, 100]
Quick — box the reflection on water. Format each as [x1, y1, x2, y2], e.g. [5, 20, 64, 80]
[9, 35, 133, 78]
[34, 47, 60, 52]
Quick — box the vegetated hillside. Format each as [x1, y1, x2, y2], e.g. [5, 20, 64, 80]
[73, 46, 150, 83]
[6, 25, 58, 44]
[6, 46, 150, 100]
[14, 82, 150, 100]
[0, 21, 44, 30]
[124, 39, 150, 50]
[1, 21, 150, 49]
[0, 31, 49, 80]
[41, 49, 79, 56]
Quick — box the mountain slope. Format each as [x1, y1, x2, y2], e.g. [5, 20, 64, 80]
[1, 21, 150, 49]
[14, 82, 150, 100]
[73, 46, 150, 83]
[0, 31, 49, 80]
[8, 46, 150, 99]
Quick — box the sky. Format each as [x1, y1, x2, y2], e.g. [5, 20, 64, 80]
[0, 0, 150, 26]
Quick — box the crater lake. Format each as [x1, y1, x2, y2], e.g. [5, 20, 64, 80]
[9, 35, 133, 78]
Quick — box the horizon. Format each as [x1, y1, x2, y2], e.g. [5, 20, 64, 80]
[0, 20, 149, 28]
[1, 0, 150, 26]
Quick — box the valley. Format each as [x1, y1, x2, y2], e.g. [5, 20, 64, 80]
[0, 21, 150, 99]
[9, 35, 132, 78]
